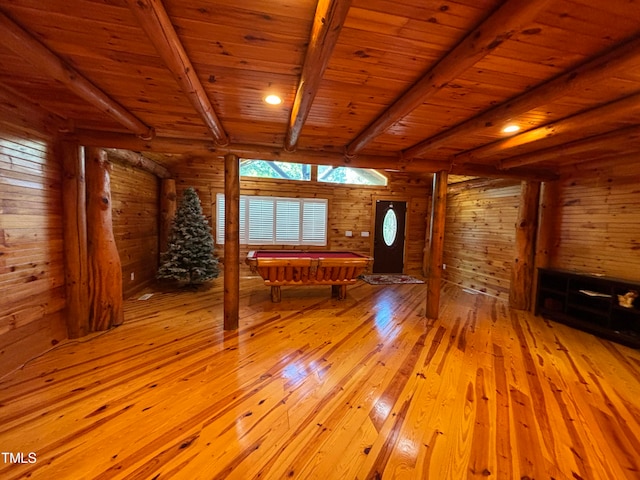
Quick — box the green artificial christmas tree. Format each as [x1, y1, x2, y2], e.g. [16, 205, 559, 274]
[157, 187, 219, 285]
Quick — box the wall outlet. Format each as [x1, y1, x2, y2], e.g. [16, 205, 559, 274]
[361, 231, 369, 237]
[442, 264, 447, 270]
[345, 230, 353, 237]
[130, 272, 135, 281]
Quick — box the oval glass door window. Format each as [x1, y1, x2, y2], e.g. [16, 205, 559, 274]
[382, 208, 398, 246]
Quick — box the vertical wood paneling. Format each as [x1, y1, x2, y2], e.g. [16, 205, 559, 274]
[443, 179, 521, 298]
[159, 178, 176, 255]
[551, 165, 640, 281]
[171, 156, 431, 274]
[110, 160, 160, 299]
[0, 125, 67, 377]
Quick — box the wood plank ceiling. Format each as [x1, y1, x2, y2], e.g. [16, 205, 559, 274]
[1, 0, 639, 179]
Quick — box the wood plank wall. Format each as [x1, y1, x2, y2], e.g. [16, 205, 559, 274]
[170, 156, 431, 274]
[110, 160, 160, 299]
[443, 179, 521, 299]
[0, 124, 67, 377]
[551, 160, 640, 281]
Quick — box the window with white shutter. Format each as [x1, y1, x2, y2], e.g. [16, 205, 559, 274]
[248, 197, 274, 243]
[302, 201, 327, 244]
[275, 199, 301, 243]
[216, 193, 327, 246]
[216, 196, 225, 245]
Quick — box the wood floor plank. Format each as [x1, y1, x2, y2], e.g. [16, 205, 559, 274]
[1, 278, 639, 479]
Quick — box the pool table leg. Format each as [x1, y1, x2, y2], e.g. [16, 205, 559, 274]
[271, 286, 281, 303]
[331, 284, 347, 300]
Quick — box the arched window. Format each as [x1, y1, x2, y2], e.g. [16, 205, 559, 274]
[382, 208, 398, 246]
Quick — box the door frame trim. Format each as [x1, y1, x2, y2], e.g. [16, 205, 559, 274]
[370, 195, 410, 273]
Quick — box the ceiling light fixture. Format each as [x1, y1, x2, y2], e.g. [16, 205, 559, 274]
[264, 94, 282, 105]
[502, 124, 520, 133]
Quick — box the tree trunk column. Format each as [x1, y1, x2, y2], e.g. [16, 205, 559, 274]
[422, 194, 432, 277]
[532, 180, 560, 311]
[509, 181, 541, 310]
[60, 141, 90, 338]
[535, 180, 560, 271]
[224, 153, 240, 330]
[86, 147, 124, 331]
[426, 170, 448, 320]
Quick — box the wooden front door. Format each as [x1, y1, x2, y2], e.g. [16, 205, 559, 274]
[373, 200, 406, 273]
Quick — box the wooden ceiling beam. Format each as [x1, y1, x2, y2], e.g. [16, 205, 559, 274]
[69, 129, 216, 154]
[70, 129, 556, 180]
[126, 0, 230, 146]
[403, 158, 557, 181]
[449, 163, 557, 182]
[70, 129, 397, 166]
[284, 0, 353, 152]
[499, 125, 640, 169]
[0, 10, 155, 140]
[218, 143, 397, 169]
[345, 0, 553, 156]
[104, 148, 171, 179]
[447, 177, 521, 194]
[403, 33, 640, 160]
[455, 91, 640, 163]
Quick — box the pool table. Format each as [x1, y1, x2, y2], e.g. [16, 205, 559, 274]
[245, 250, 373, 302]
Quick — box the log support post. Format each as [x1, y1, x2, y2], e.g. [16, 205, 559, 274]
[86, 147, 124, 331]
[509, 181, 541, 310]
[60, 141, 90, 338]
[224, 153, 240, 330]
[422, 193, 432, 277]
[160, 178, 177, 256]
[426, 171, 448, 320]
[532, 180, 561, 310]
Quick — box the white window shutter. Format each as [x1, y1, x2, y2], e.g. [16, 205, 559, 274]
[216, 193, 225, 245]
[302, 200, 327, 245]
[216, 194, 327, 246]
[239, 199, 246, 241]
[275, 199, 301, 243]
[248, 197, 274, 243]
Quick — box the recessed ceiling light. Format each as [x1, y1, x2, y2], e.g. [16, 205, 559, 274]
[502, 124, 520, 133]
[264, 94, 282, 105]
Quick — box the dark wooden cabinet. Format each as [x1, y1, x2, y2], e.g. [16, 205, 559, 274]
[535, 268, 640, 348]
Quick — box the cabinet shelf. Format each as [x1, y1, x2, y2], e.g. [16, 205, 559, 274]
[540, 286, 567, 295]
[536, 268, 640, 348]
[613, 305, 640, 316]
[566, 302, 610, 318]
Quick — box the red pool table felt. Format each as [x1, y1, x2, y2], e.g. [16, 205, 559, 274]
[249, 250, 365, 259]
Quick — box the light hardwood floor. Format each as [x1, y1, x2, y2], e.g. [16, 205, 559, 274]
[1, 277, 639, 479]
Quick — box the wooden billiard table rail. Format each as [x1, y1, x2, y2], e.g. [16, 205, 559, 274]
[245, 250, 373, 302]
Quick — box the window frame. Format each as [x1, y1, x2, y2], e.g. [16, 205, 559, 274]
[317, 165, 388, 186]
[238, 159, 388, 188]
[239, 159, 311, 181]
